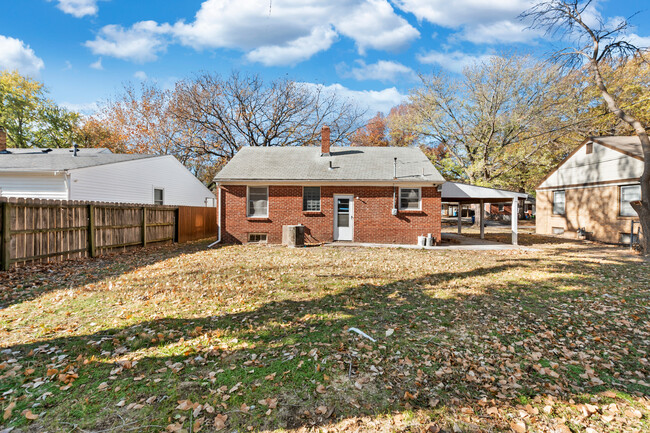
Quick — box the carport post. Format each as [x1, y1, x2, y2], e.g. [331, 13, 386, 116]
[457, 203, 462, 234]
[511, 198, 518, 245]
[478, 199, 485, 239]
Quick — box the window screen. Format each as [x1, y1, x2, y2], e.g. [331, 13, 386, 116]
[400, 188, 421, 210]
[553, 190, 565, 215]
[303, 187, 321, 211]
[154, 188, 164, 205]
[248, 187, 268, 217]
[620, 185, 641, 217]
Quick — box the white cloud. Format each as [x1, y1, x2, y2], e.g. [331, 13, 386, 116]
[85, 21, 171, 63]
[134, 70, 148, 80]
[0, 35, 45, 76]
[627, 33, 650, 49]
[458, 20, 540, 44]
[54, 0, 98, 18]
[303, 82, 407, 115]
[85, 0, 419, 65]
[395, 0, 539, 44]
[61, 101, 99, 115]
[90, 58, 103, 70]
[339, 60, 416, 82]
[333, 0, 419, 53]
[417, 50, 495, 73]
[246, 26, 338, 66]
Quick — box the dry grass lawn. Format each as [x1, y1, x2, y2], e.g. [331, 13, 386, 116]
[0, 236, 649, 432]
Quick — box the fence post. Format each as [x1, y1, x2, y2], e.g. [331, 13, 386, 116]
[142, 206, 147, 247]
[174, 207, 179, 243]
[88, 204, 96, 257]
[2, 202, 11, 271]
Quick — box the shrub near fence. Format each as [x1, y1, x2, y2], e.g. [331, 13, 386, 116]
[0, 198, 217, 270]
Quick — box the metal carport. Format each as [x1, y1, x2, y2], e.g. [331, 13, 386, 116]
[441, 182, 529, 245]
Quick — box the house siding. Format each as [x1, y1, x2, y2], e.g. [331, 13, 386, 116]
[220, 185, 441, 245]
[536, 184, 642, 243]
[70, 156, 215, 207]
[0, 172, 68, 200]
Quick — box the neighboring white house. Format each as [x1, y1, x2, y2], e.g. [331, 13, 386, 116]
[0, 147, 215, 207]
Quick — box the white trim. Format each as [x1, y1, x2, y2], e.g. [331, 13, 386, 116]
[399, 187, 422, 211]
[247, 185, 269, 218]
[552, 190, 566, 216]
[333, 194, 354, 241]
[620, 184, 641, 217]
[153, 186, 165, 205]
[218, 180, 442, 187]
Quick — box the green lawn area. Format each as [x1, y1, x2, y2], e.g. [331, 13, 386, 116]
[1, 240, 649, 432]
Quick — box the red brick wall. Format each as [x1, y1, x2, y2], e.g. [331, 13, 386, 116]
[489, 204, 512, 216]
[219, 185, 441, 245]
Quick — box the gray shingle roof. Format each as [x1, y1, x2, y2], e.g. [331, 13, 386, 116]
[0, 151, 156, 172]
[591, 136, 644, 159]
[214, 146, 445, 184]
[4, 147, 113, 155]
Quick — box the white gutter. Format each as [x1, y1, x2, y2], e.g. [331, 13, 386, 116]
[208, 184, 221, 247]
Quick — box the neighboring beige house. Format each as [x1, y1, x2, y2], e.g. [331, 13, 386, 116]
[536, 136, 644, 244]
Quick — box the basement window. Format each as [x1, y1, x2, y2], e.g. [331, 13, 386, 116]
[552, 227, 565, 235]
[620, 184, 641, 217]
[248, 233, 268, 243]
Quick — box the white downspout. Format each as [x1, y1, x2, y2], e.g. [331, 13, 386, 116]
[208, 184, 221, 247]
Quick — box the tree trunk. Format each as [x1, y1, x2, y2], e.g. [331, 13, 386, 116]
[591, 61, 650, 255]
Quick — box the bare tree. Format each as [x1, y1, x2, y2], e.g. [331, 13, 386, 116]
[172, 72, 365, 160]
[522, 0, 650, 254]
[405, 55, 584, 190]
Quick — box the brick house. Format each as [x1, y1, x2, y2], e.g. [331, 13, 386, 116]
[213, 127, 445, 245]
[536, 136, 643, 244]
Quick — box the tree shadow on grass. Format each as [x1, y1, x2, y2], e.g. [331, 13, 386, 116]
[1, 257, 648, 432]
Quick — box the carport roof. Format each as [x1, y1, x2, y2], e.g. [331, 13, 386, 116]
[442, 182, 528, 203]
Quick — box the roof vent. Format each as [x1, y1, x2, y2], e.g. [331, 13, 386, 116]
[41, 148, 53, 153]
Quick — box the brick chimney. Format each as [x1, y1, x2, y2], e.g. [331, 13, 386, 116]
[0, 127, 6, 152]
[321, 125, 330, 156]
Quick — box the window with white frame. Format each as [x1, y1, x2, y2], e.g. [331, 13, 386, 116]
[303, 187, 321, 211]
[553, 190, 565, 215]
[620, 184, 641, 217]
[153, 188, 164, 205]
[399, 188, 421, 210]
[247, 186, 268, 217]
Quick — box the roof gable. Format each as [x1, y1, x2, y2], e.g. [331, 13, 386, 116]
[537, 137, 644, 190]
[214, 146, 445, 184]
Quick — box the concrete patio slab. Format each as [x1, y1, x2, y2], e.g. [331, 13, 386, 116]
[323, 233, 540, 251]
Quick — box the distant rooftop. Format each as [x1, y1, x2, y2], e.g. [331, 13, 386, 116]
[590, 136, 644, 160]
[214, 146, 445, 184]
[0, 148, 157, 172]
[4, 147, 113, 155]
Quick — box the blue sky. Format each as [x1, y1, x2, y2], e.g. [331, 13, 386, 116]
[1, 0, 649, 116]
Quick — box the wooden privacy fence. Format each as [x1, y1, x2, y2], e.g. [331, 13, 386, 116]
[177, 206, 218, 243]
[0, 198, 217, 270]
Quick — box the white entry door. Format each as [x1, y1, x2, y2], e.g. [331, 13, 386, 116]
[334, 195, 354, 241]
